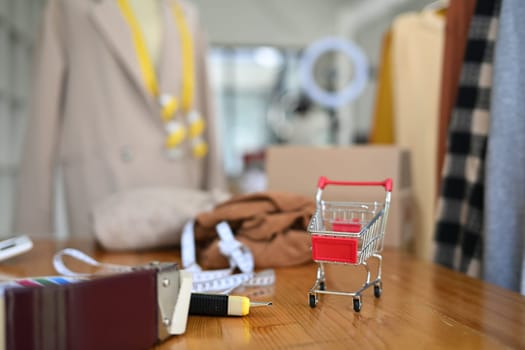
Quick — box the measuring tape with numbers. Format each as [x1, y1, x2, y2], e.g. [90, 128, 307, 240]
[53, 221, 274, 294]
[180, 220, 275, 293]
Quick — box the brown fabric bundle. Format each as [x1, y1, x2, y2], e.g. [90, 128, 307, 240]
[194, 191, 316, 269]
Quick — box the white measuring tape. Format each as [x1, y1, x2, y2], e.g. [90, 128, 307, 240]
[181, 220, 275, 293]
[53, 248, 134, 277]
[53, 220, 274, 294]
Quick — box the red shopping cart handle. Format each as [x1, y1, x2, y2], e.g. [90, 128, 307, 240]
[317, 176, 393, 192]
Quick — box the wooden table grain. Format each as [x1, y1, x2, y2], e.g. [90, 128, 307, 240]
[1, 238, 524, 349]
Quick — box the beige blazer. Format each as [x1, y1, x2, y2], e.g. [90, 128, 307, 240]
[14, 0, 226, 236]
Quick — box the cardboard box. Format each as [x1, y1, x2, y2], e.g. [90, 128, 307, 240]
[265, 145, 413, 249]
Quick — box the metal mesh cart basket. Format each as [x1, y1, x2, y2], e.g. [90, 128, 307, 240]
[307, 176, 393, 312]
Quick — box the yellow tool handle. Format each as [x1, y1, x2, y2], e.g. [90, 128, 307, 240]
[189, 293, 271, 316]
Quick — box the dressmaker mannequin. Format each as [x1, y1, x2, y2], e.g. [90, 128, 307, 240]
[14, 0, 227, 237]
[129, 0, 163, 67]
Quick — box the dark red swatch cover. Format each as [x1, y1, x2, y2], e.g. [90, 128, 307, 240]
[4, 269, 159, 350]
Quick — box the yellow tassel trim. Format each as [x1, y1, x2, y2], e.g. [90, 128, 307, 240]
[192, 141, 208, 158]
[165, 127, 186, 149]
[189, 117, 205, 138]
[161, 97, 178, 122]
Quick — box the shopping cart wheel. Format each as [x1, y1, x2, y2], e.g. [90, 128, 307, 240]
[374, 282, 382, 298]
[309, 293, 318, 308]
[353, 297, 362, 312]
[319, 281, 325, 290]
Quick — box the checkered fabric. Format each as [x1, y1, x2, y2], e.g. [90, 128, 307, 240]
[434, 0, 501, 277]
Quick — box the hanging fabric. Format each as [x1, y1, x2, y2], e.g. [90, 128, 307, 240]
[368, 30, 394, 144]
[433, 0, 501, 277]
[436, 0, 477, 195]
[484, 0, 525, 294]
[391, 8, 445, 259]
[117, 0, 208, 159]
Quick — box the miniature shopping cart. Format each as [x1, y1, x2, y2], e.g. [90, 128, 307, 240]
[307, 176, 393, 312]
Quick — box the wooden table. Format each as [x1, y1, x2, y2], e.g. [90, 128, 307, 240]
[2, 238, 524, 349]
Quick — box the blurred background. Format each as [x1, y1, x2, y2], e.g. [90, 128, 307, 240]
[4, 0, 525, 295]
[0, 0, 437, 238]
